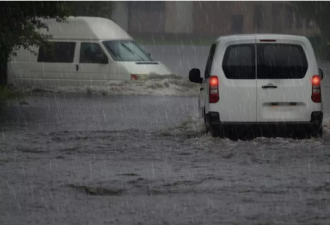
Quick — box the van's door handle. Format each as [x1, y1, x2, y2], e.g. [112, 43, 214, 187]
[262, 85, 277, 89]
[76, 65, 79, 71]
[200, 88, 204, 91]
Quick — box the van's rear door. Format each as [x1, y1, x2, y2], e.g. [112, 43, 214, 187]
[256, 36, 314, 122]
[216, 36, 257, 122]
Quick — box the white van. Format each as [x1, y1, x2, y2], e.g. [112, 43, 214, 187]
[189, 34, 324, 138]
[8, 17, 173, 87]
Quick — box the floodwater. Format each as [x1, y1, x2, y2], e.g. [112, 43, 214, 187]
[1, 45, 330, 225]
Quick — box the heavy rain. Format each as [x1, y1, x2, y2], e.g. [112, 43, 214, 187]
[0, 1, 330, 225]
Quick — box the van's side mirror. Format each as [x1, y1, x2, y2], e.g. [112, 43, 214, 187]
[319, 68, 324, 80]
[189, 68, 203, 84]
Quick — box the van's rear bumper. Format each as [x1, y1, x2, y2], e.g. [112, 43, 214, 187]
[206, 111, 323, 131]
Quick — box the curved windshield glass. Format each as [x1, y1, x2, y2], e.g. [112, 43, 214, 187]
[103, 40, 153, 62]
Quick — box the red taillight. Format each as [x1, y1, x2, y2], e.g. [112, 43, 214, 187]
[209, 76, 219, 103]
[312, 76, 320, 85]
[131, 74, 138, 80]
[210, 77, 218, 86]
[311, 75, 321, 103]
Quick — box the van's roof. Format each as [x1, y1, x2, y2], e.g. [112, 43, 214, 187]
[39, 17, 133, 41]
[216, 34, 308, 42]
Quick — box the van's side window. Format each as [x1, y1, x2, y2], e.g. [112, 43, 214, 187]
[204, 44, 216, 78]
[222, 44, 255, 79]
[38, 42, 76, 63]
[80, 43, 108, 64]
[257, 44, 308, 79]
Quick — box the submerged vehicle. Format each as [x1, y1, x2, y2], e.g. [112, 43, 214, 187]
[8, 17, 173, 87]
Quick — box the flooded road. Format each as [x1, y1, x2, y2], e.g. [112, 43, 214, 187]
[1, 46, 330, 225]
[1, 92, 330, 225]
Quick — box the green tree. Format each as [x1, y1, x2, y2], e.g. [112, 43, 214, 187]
[0, 2, 70, 84]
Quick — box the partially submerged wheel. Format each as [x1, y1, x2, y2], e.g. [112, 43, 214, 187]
[311, 128, 323, 138]
[209, 125, 222, 138]
[205, 118, 221, 137]
[204, 112, 224, 138]
[203, 110, 209, 134]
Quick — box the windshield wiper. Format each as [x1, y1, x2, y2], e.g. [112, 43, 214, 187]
[106, 45, 124, 61]
[121, 43, 145, 61]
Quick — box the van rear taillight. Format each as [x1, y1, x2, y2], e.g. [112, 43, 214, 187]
[312, 76, 320, 85]
[131, 74, 138, 80]
[311, 75, 321, 103]
[209, 76, 219, 103]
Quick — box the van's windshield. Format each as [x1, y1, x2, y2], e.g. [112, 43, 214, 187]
[103, 40, 153, 62]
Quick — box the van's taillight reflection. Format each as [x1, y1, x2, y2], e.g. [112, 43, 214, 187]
[209, 76, 219, 103]
[311, 75, 321, 103]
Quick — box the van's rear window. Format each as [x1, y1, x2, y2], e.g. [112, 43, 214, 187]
[257, 44, 308, 79]
[222, 44, 255, 79]
[37, 42, 76, 63]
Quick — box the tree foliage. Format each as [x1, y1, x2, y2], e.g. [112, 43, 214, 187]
[0, 1, 114, 84]
[0, 2, 70, 83]
[0, 2, 70, 61]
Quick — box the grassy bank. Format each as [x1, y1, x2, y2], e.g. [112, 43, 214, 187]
[0, 85, 24, 102]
